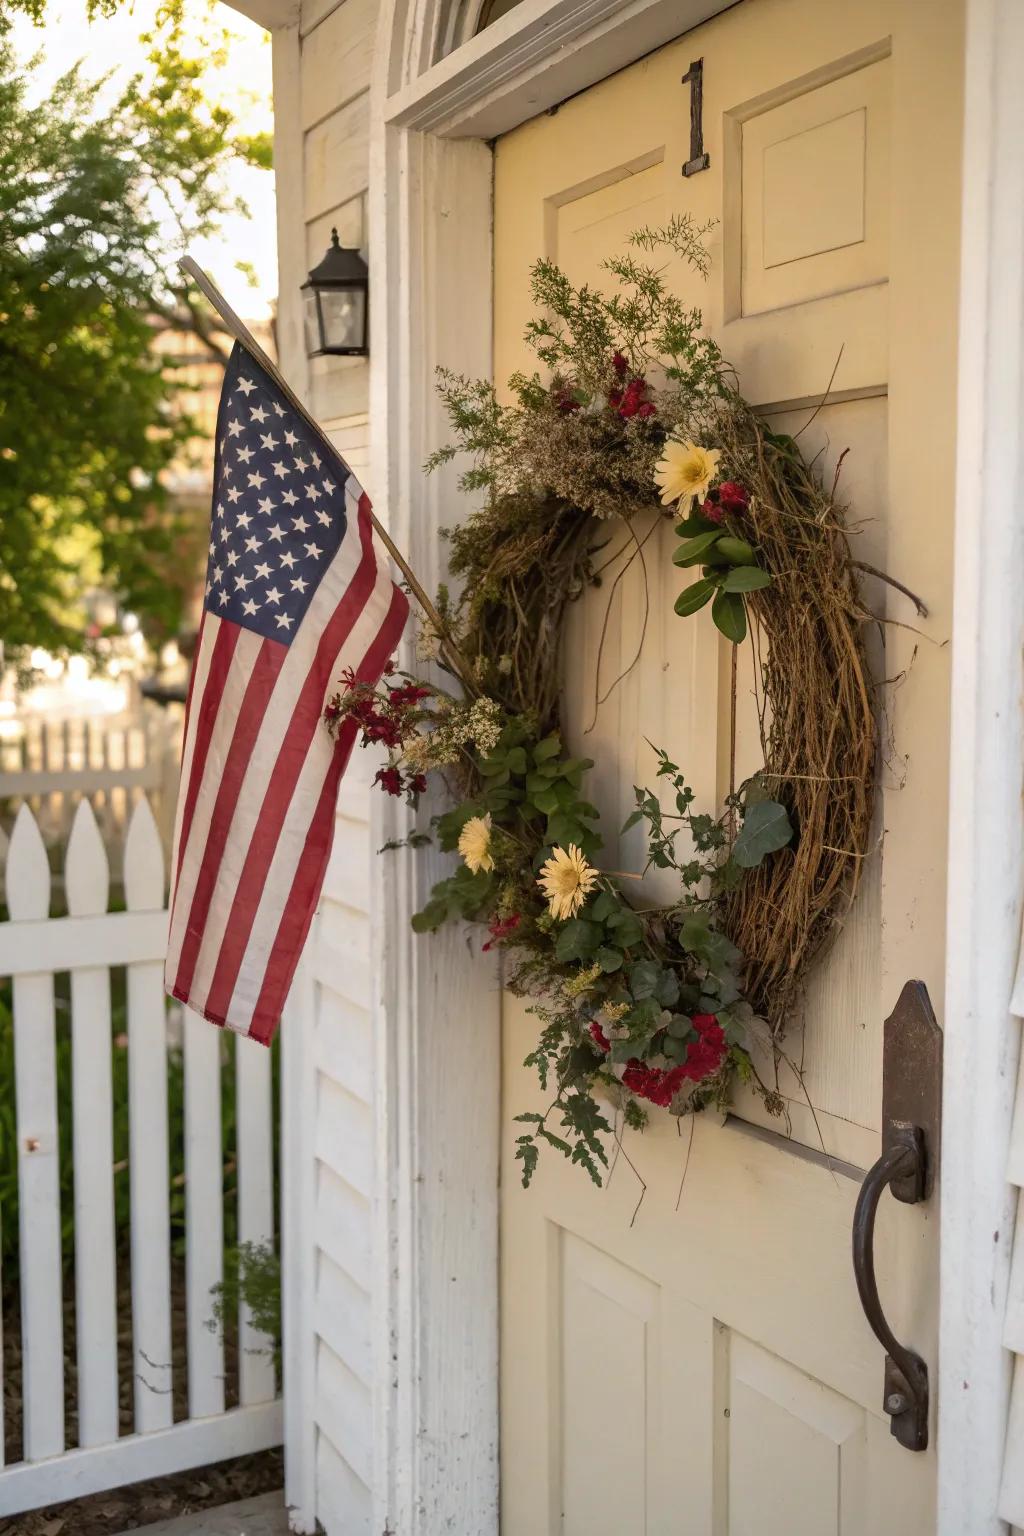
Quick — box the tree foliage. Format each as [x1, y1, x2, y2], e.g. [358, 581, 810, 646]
[0, 4, 272, 657]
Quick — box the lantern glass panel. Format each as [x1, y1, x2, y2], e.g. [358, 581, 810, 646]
[321, 287, 366, 352]
[302, 287, 324, 356]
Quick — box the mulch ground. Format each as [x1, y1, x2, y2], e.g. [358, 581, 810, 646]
[2, 1259, 283, 1533]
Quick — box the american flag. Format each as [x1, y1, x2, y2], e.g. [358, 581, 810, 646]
[165, 341, 409, 1043]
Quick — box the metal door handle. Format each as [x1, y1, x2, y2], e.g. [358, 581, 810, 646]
[852, 1122, 929, 1451]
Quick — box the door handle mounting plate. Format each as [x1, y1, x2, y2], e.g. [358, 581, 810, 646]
[851, 981, 941, 1452]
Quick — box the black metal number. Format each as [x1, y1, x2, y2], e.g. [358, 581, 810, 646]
[681, 59, 710, 177]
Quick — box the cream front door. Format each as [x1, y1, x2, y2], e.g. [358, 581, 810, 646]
[495, 1, 962, 1531]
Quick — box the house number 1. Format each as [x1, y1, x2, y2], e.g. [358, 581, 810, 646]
[682, 58, 711, 177]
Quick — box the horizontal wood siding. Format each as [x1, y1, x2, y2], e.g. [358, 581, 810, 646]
[280, 3, 379, 1527]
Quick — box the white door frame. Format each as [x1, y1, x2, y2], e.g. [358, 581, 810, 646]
[363, 1, 1024, 1532]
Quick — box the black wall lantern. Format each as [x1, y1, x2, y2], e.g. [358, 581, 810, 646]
[302, 229, 369, 357]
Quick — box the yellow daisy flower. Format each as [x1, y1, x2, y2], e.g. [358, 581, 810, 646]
[537, 844, 599, 921]
[653, 439, 722, 509]
[458, 813, 494, 874]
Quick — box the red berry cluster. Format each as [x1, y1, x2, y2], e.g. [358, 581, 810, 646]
[699, 481, 749, 525]
[323, 664, 431, 799]
[608, 352, 657, 420]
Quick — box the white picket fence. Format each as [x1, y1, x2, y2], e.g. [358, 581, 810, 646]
[0, 799, 282, 1515]
[0, 711, 181, 881]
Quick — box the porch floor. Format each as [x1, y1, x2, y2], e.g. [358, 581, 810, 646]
[124, 1492, 287, 1535]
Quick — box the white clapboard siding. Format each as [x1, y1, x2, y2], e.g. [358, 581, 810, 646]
[184, 1008, 225, 1420]
[236, 1034, 277, 1405]
[281, 8, 379, 1527]
[300, 0, 377, 125]
[0, 798, 282, 1516]
[6, 807, 64, 1463]
[124, 801, 174, 1433]
[66, 803, 119, 1448]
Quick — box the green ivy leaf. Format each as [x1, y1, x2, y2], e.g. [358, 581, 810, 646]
[712, 588, 747, 644]
[554, 918, 602, 963]
[733, 799, 794, 868]
[607, 908, 643, 948]
[411, 899, 447, 933]
[590, 890, 619, 922]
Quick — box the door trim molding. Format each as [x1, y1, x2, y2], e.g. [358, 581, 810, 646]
[940, 1, 1024, 1530]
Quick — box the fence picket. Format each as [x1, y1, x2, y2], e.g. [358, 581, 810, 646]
[65, 802, 120, 1447]
[0, 792, 283, 1511]
[184, 1009, 225, 1419]
[235, 1036, 276, 1404]
[124, 800, 174, 1433]
[6, 807, 64, 1462]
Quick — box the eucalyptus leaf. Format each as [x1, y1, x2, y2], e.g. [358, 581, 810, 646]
[721, 566, 772, 594]
[675, 576, 719, 617]
[712, 588, 747, 644]
[673, 530, 723, 568]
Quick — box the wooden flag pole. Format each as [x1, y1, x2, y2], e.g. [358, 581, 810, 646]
[178, 255, 477, 692]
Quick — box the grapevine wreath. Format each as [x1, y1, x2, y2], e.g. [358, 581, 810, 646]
[325, 219, 916, 1187]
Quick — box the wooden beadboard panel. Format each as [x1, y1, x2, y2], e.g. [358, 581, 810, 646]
[315, 988, 373, 1103]
[300, 0, 377, 128]
[316, 1163, 372, 1291]
[316, 1342, 373, 1487]
[304, 92, 369, 221]
[316, 1431, 373, 1536]
[316, 1250, 373, 1383]
[316, 1075, 373, 1198]
[307, 196, 366, 265]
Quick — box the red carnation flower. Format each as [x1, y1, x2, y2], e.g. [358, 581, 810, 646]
[408, 773, 427, 795]
[614, 376, 657, 421]
[717, 481, 750, 514]
[611, 351, 629, 377]
[389, 682, 431, 707]
[589, 1020, 611, 1054]
[482, 913, 522, 952]
[374, 766, 404, 796]
[623, 1059, 688, 1107]
[680, 1014, 727, 1082]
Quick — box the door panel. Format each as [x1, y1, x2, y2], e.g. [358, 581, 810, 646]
[496, 0, 960, 1531]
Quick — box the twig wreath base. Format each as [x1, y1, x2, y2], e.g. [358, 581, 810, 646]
[325, 220, 903, 1188]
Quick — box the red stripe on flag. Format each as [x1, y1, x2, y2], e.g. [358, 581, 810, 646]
[172, 618, 239, 894]
[197, 498, 383, 1026]
[247, 581, 410, 1042]
[170, 636, 287, 1003]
